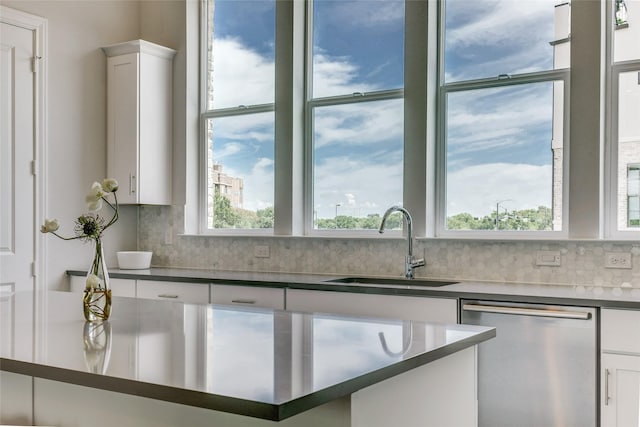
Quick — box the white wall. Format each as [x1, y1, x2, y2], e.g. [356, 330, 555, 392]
[1, 0, 143, 289]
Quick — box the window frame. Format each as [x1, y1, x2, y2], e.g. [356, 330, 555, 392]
[303, 0, 407, 237]
[192, 0, 604, 241]
[198, 0, 276, 235]
[304, 90, 406, 237]
[605, 0, 640, 239]
[435, 1, 571, 239]
[605, 61, 640, 237]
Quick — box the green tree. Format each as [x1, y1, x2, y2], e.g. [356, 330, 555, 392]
[256, 206, 274, 228]
[360, 214, 382, 229]
[336, 215, 359, 229]
[214, 191, 241, 228]
[315, 218, 337, 229]
[447, 213, 478, 230]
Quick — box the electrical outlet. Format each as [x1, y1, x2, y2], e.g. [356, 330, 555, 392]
[164, 228, 173, 245]
[605, 252, 632, 269]
[536, 250, 561, 266]
[254, 245, 270, 258]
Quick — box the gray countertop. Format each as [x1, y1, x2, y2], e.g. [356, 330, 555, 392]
[0, 291, 494, 421]
[69, 267, 640, 309]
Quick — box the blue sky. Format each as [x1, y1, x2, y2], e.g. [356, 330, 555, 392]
[210, 0, 563, 220]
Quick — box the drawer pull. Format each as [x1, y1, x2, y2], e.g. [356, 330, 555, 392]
[158, 294, 179, 299]
[462, 304, 591, 320]
[231, 299, 256, 305]
[605, 368, 611, 406]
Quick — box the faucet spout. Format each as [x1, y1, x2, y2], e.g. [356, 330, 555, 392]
[379, 206, 425, 279]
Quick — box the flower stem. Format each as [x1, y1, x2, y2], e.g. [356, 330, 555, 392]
[102, 192, 119, 231]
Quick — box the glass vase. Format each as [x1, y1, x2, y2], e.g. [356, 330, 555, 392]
[83, 237, 112, 322]
[83, 320, 112, 374]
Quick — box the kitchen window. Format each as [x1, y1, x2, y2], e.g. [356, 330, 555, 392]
[307, 0, 405, 233]
[195, 0, 602, 239]
[607, 0, 640, 235]
[437, 0, 570, 237]
[201, 0, 275, 232]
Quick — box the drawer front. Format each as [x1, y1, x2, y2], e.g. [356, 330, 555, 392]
[286, 289, 457, 324]
[602, 308, 640, 353]
[211, 284, 285, 310]
[137, 280, 209, 304]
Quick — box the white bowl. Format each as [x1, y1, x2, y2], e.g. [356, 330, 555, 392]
[117, 251, 152, 270]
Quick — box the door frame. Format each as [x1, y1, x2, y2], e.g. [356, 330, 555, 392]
[0, 6, 47, 289]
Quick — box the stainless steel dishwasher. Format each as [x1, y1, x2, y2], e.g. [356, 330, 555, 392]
[461, 300, 597, 427]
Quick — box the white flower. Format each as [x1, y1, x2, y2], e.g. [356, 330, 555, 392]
[40, 218, 59, 233]
[86, 182, 104, 212]
[86, 274, 100, 289]
[102, 178, 119, 193]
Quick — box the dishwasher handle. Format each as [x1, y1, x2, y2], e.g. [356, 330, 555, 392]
[462, 303, 592, 320]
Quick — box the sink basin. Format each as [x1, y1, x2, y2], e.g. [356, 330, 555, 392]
[325, 277, 457, 287]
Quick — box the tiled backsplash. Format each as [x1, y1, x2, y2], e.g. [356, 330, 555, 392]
[139, 206, 640, 287]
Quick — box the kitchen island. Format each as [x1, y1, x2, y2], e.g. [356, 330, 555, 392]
[0, 291, 494, 427]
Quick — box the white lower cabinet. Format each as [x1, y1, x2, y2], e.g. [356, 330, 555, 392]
[602, 353, 640, 427]
[286, 289, 457, 324]
[69, 276, 136, 298]
[210, 284, 285, 310]
[601, 308, 640, 427]
[0, 372, 32, 425]
[136, 280, 209, 304]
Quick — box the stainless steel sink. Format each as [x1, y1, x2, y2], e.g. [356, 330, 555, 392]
[325, 277, 457, 287]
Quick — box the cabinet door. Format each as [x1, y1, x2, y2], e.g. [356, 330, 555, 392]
[286, 289, 457, 324]
[602, 353, 640, 427]
[138, 52, 172, 205]
[107, 52, 139, 204]
[211, 284, 285, 310]
[136, 280, 209, 304]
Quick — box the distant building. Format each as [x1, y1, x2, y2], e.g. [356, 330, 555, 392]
[209, 162, 244, 209]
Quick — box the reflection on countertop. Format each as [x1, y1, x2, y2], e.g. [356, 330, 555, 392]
[0, 291, 494, 420]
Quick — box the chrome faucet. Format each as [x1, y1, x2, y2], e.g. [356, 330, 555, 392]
[378, 206, 425, 279]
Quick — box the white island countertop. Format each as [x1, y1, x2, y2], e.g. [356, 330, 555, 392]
[0, 291, 494, 422]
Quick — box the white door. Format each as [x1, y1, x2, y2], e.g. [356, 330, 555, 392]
[0, 20, 36, 293]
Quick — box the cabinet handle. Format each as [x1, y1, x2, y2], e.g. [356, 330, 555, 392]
[158, 294, 179, 299]
[462, 303, 591, 320]
[129, 173, 136, 194]
[605, 368, 611, 406]
[231, 299, 256, 305]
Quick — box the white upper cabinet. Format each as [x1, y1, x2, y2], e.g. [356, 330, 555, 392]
[102, 40, 176, 205]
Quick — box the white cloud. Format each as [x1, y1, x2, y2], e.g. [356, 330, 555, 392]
[314, 155, 403, 219]
[211, 141, 243, 160]
[446, 83, 554, 160]
[313, 99, 403, 148]
[243, 158, 274, 211]
[321, 0, 404, 30]
[447, 162, 552, 217]
[312, 51, 379, 98]
[211, 37, 275, 108]
[444, 0, 558, 81]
